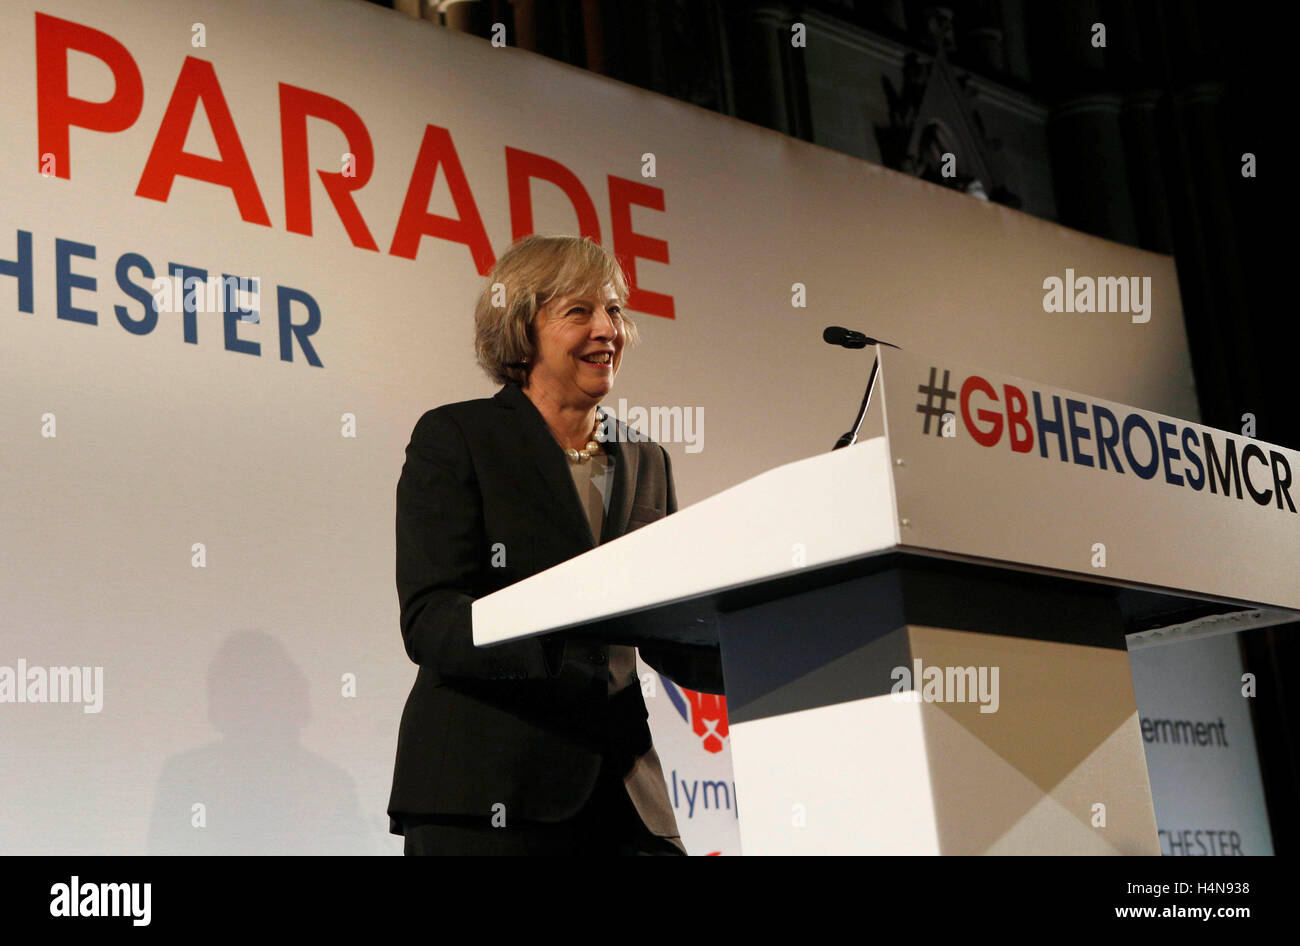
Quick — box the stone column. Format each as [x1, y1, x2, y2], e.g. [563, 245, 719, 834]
[1119, 89, 1173, 253]
[735, 6, 800, 137]
[511, 0, 538, 51]
[1047, 93, 1138, 246]
[442, 0, 480, 33]
[997, 0, 1030, 83]
[581, 0, 607, 75]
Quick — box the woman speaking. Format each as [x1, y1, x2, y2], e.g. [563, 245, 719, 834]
[387, 234, 724, 855]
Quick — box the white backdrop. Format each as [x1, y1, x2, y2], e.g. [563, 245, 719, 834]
[0, 0, 1236, 855]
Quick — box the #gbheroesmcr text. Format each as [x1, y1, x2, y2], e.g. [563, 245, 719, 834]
[914, 367, 1296, 516]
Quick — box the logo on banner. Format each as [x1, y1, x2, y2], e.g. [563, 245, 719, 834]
[659, 675, 729, 753]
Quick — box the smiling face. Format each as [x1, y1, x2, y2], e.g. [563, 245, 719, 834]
[524, 282, 626, 407]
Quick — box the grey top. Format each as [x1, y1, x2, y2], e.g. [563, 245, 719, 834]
[565, 451, 632, 694]
[565, 449, 685, 849]
[567, 451, 615, 546]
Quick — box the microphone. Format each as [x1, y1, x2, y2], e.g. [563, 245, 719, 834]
[823, 326, 900, 350]
[824, 326, 899, 449]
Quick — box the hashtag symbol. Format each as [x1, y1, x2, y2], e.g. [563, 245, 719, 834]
[916, 367, 956, 436]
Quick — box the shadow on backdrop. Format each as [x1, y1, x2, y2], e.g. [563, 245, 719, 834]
[147, 629, 377, 854]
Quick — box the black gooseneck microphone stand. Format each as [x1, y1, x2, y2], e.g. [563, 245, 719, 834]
[823, 326, 901, 450]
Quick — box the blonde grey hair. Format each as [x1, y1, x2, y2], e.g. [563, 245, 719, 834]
[474, 235, 639, 386]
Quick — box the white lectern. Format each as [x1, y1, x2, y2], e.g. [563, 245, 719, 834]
[473, 347, 1300, 854]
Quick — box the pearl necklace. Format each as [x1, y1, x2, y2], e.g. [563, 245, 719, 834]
[563, 409, 605, 463]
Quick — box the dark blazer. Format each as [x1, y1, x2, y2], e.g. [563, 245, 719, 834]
[387, 382, 725, 833]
